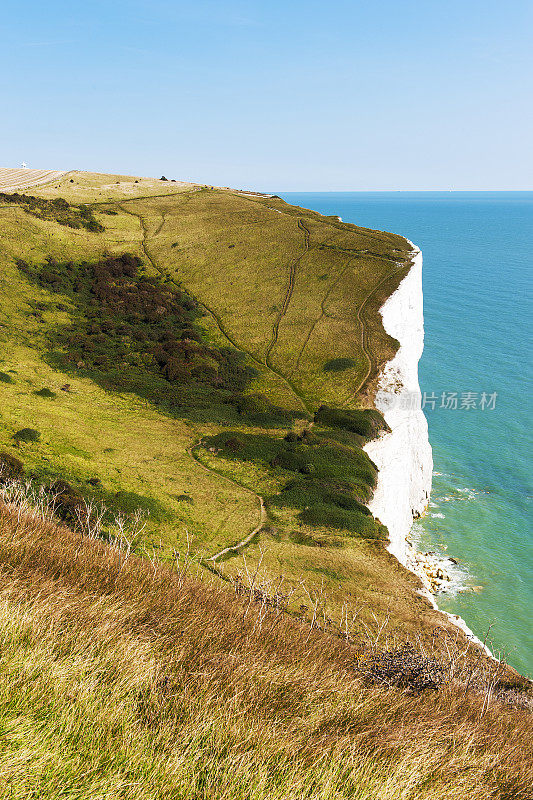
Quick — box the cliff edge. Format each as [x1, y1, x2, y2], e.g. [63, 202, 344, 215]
[364, 244, 433, 565]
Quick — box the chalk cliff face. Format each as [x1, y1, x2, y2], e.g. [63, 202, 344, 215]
[363, 250, 496, 657]
[364, 245, 433, 565]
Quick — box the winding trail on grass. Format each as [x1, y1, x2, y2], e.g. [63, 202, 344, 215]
[115, 204, 300, 560]
[289, 264, 352, 377]
[342, 261, 411, 406]
[207, 498, 267, 563]
[265, 219, 310, 366]
[118, 203, 312, 415]
[187, 442, 267, 563]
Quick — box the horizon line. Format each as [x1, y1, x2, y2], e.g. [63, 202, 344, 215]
[269, 188, 533, 193]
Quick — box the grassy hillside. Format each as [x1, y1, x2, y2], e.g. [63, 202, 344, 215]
[0, 169, 512, 647]
[1, 170, 531, 798]
[0, 498, 531, 800]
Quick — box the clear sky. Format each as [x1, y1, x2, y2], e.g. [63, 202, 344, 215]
[2, 0, 532, 190]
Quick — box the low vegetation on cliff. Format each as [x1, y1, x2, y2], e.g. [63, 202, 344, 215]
[0, 170, 530, 797]
[0, 190, 104, 231]
[0, 492, 530, 799]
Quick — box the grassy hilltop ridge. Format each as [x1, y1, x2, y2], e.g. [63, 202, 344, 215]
[0, 168, 513, 640]
[0, 170, 531, 798]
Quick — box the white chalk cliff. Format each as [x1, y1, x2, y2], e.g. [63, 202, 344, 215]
[363, 248, 495, 657]
[364, 244, 433, 565]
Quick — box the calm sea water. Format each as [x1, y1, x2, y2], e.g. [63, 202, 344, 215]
[282, 192, 533, 676]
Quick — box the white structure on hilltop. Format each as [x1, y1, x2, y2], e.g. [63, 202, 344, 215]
[21, 162, 28, 169]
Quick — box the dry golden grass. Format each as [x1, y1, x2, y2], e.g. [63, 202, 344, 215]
[0, 492, 531, 800]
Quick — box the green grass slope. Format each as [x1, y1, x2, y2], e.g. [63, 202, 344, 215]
[0, 501, 530, 800]
[0, 172, 457, 640]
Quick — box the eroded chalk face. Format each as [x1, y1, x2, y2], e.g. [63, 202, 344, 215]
[364, 245, 433, 564]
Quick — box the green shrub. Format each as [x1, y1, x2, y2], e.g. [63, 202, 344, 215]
[314, 405, 388, 440]
[231, 393, 291, 426]
[300, 429, 320, 445]
[0, 371, 13, 383]
[176, 494, 194, 504]
[34, 388, 57, 399]
[223, 437, 245, 452]
[0, 192, 104, 232]
[284, 431, 299, 443]
[271, 477, 376, 537]
[235, 394, 271, 415]
[277, 478, 372, 515]
[0, 452, 24, 482]
[271, 465, 384, 536]
[203, 432, 282, 467]
[323, 357, 357, 372]
[46, 479, 84, 524]
[16, 253, 256, 412]
[271, 451, 314, 474]
[13, 428, 41, 443]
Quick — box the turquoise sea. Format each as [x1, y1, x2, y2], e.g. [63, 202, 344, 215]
[282, 192, 532, 676]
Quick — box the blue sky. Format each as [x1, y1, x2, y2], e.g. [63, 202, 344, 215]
[2, 0, 532, 190]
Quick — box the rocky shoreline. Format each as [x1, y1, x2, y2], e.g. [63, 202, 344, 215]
[406, 542, 456, 596]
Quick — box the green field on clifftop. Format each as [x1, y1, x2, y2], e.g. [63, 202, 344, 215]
[0, 171, 435, 634]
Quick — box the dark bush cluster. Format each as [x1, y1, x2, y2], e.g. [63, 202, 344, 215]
[0, 452, 24, 482]
[16, 253, 257, 406]
[176, 494, 193, 504]
[362, 644, 445, 693]
[204, 429, 384, 539]
[231, 393, 291, 426]
[0, 371, 14, 383]
[314, 405, 389, 441]
[275, 477, 380, 538]
[34, 387, 57, 399]
[13, 428, 41, 443]
[0, 192, 104, 232]
[323, 357, 357, 372]
[46, 479, 84, 525]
